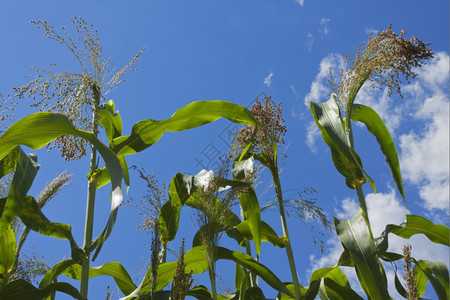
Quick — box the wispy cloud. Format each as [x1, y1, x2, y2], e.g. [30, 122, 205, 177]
[306, 33, 314, 52]
[365, 27, 379, 36]
[319, 18, 330, 36]
[263, 72, 274, 88]
[295, 0, 304, 6]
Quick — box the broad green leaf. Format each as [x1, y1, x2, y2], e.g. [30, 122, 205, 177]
[0, 112, 125, 260]
[192, 223, 230, 247]
[393, 271, 407, 298]
[0, 279, 82, 300]
[351, 104, 405, 200]
[310, 97, 375, 193]
[243, 287, 266, 299]
[228, 220, 287, 248]
[414, 260, 449, 300]
[386, 214, 449, 246]
[334, 208, 390, 299]
[61, 261, 136, 296]
[111, 100, 258, 156]
[275, 283, 307, 300]
[235, 264, 246, 292]
[0, 146, 20, 179]
[0, 149, 39, 234]
[160, 171, 241, 245]
[17, 196, 81, 261]
[304, 267, 363, 300]
[187, 285, 212, 300]
[238, 271, 251, 300]
[127, 245, 291, 298]
[99, 100, 123, 144]
[0, 225, 15, 281]
[232, 156, 262, 256]
[40, 259, 78, 288]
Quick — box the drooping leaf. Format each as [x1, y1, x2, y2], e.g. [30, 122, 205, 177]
[111, 100, 258, 156]
[275, 283, 307, 300]
[99, 100, 123, 144]
[310, 96, 375, 193]
[386, 214, 449, 246]
[0, 225, 15, 282]
[187, 285, 212, 300]
[125, 245, 291, 298]
[0, 148, 39, 234]
[17, 196, 81, 261]
[227, 220, 286, 248]
[232, 156, 262, 256]
[334, 208, 390, 299]
[393, 271, 407, 298]
[40, 259, 78, 288]
[414, 259, 449, 300]
[0, 146, 20, 179]
[0, 279, 82, 300]
[0, 112, 124, 259]
[243, 287, 266, 299]
[351, 104, 405, 200]
[61, 261, 137, 296]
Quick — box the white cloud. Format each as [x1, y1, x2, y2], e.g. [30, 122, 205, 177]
[319, 18, 330, 36]
[365, 27, 379, 36]
[309, 190, 449, 298]
[306, 33, 314, 52]
[304, 53, 345, 106]
[263, 72, 274, 88]
[305, 121, 320, 152]
[399, 52, 450, 212]
[295, 0, 304, 6]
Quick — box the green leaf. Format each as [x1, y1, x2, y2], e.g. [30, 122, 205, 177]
[128, 245, 291, 298]
[243, 287, 266, 299]
[232, 156, 262, 256]
[0, 146, 20, 179]
[275, 283, 307, 300]
[61, 261, 136, 296]
[111, 100, 257, 156]
[0, 148, 39, 234]
[235, 264, 246, 292]
[17, 196, 81, 261]
[0, 279, 82, 300]
[228, 220, 286, 248]
[351, 104, 405, 200]
[386, 214, 449, 246]
[414, 260, 449, 300]
[310, 97, 375, 193]
[187, 285, 213, 300]
[160, 171, 241, 245]
[0, 225, 15, 281]
[40, 259, 78, 288]
[334, 208, 390, 299]
[0, 112, 125, 260]
[99, 100, 123, 144]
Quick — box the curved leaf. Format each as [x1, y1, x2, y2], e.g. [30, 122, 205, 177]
[125, 245, 291, 298]
[40, 259, 78, 288]
[0, 146, 20, 179]
[334, 208, 390, 299]
[228, 220, 287, 248]
[111, 100, 258, 156]
[351, 104, 405, 200]
[310, 96, 375, 192]
[61, 261, 136, 296]
[99, 100, 123, 144]
[0, 148, 39, 234]
[0, 279, 82, 300]
[414, 260, 449, 300]
[232, 156, 261, 256]
[0, 112, 124, 260]
[0, 225, 15, 282]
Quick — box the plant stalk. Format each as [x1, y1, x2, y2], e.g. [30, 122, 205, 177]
[80, 84, 101, 299]
[270, 162, 301, 299]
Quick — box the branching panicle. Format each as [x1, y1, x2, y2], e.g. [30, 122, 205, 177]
[231, 96, 287, 158]
[331, 25, 433, 114]
[172, 239, 193, 300]
[11, 18, 144, 160]
[403, 245, 418, 300]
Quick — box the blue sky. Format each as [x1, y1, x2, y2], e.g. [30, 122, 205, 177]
[0, 1, 449, 299]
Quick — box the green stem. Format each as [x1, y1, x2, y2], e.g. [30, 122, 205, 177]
[80, 148, 98, 299]
[80, 84, 101, 299]
[345, 111, 369, 225]
[270, 161, 301, 299]
[240, 206, 257, 287]
[208, 260, 217, 300]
